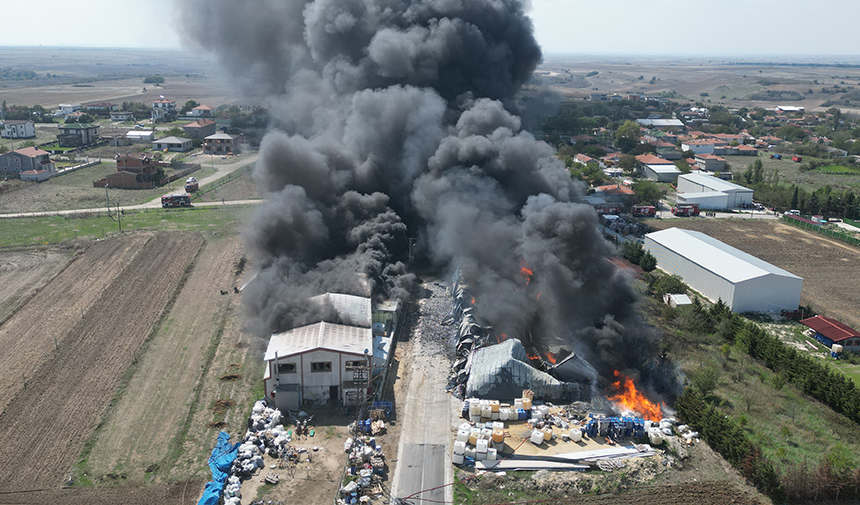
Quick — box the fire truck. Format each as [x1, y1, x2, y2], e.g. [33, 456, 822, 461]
[632, 205, 657, 217]
[672, 203, 700, 217]
[161, 193, 192, 208]
[594, 203, 623, 215]
[184, 176, 199, 192]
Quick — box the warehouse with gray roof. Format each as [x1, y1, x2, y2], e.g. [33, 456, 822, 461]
[644, 228, 802, 313]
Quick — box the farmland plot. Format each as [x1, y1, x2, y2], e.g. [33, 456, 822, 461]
[0, 232, 203, 491]
[0, 248, 71, 324]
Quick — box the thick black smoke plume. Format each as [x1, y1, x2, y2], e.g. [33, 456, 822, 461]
[181, 0, 677, 400]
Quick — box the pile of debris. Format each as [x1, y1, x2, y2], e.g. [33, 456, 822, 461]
[444, 276, 492, 395]
[340, 436, 387, 503]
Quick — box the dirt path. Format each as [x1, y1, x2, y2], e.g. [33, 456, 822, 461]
[0, 232, 204, 491]
[390, 281, 456, 505]
[0, 249, 71, 324]
[0, 234, 150, 412]
[86, 235, 246, 482]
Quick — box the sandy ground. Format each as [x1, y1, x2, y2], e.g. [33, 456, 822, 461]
[649, 219, 860, 329]
[0, 248, 71, 324]
[0, 232, 203, 491]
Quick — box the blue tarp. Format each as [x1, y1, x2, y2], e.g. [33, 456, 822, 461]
[198, 431, 240, 505]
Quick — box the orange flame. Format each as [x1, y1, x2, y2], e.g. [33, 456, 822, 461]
[471, 297, 476, 305]
[520, 260, 533, 285]
[536, 292, 541, 302]
[545, 351, 557, 365]
[607, 370, 664, 421]
[526, 352, 540, 361]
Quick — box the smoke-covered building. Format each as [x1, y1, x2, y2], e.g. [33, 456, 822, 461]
[644, 228, 802, 313]
[262, 292, 399, 411]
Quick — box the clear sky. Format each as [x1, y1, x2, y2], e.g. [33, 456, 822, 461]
[1, 0, 859, 57]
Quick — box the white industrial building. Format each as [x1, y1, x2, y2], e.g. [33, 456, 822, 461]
[643, 164, 682, 182]
[676, 173, 753, 209]
[262, 293, 399, 411]
[644, 228, 802, 313]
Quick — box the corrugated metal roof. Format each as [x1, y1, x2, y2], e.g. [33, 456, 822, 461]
[466, 339, 570, 399]
[645, 228, 802, 284]
[308, 293, 372, 328]
[678, 173, 752, 193]
[264, 321, 372, 360]
[800, 315, 860, 343]
[646, 164, 681, 174]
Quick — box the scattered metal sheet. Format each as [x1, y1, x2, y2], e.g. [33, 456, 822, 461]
[475, 460, 589, 471]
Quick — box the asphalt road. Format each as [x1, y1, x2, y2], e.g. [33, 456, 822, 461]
[397, 444, 447, 505]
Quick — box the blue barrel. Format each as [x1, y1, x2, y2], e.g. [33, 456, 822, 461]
[517, 409, 526, 420]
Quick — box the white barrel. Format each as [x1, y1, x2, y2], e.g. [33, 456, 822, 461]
[532, 409, 544, 419]
[452, 453, 465, 465]
[514, 399, 524, 409]
[570, 429, 583, 442]
[456, 429, 470, 443]
[833, 344, 844, 353]
[464, 447, 476, 459]
[530, 430, 545, 445]
[648, 429, 663, 445]
[475, 451, 486, 461]
[469, 414, 481, 423]
[453, 440, 466, 455]
[492, 421, 504, 430]
[481, 406, 492, 418]
[537, 405, 550, 417]
[487, 448, 497, 460]
[476, 439, 489, 453]
[499, 409, 509, 421]
[480, 428, 493, 439]
[469, 402, 481, 415]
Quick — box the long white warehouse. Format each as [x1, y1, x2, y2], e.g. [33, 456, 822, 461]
[644, 228, 802, 313]
[676, 173, 753, 209]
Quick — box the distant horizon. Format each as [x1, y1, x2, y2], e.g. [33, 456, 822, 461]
[2, 45, 860, 66]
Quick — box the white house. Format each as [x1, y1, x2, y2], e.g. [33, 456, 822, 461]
[55, 103, 81, 116]
[126, 130, 156, 143]
[681, 139, 718, 155]
[2, 120, 36, 139]
[152, 136, 192, 152]
[151, 98, 176, 121]
[110, 111, 135, 122]
[189, 104, 215, 117]
[676, 173, 753, 209]
[644, 228, 802, 313]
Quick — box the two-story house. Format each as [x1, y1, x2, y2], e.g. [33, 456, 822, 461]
[57, 123, 100, 147]
[0, 147, 55, 177]
[1, 120, 36, 139]
[151, 98, 176, 122]
[203, 132, 239, 155]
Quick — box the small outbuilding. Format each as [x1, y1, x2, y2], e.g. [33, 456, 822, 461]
[152, 136, 192, 152]
[800, 315, 860, 351]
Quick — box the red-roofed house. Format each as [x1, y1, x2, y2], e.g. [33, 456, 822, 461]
[801, 315, 860, 350]
[190, 104, 216, 118]
[183, 119, 217, 138]
[595, 184, 635, 204]
[635, 154, 674, 165]
[573, 153, 604, 168]
[0, 147, 55, 177]
[694, 153, 727, 172]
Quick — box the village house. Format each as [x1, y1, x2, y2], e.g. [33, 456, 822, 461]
[1, 120, 36, 139]
[189, 104, 215, 118]
[152, 136, 192, 152]
[694, 154, 727, 173]
[85, 102, 119, 111]
[0, 147, 55, 177]
[203, 132, 239, 155]
[57, 123, 100, 147]
[151, 98, 176, 122]
[93, 153, 165, 189]
[183, 119, 217, 139]
[110, 111, 135, 122]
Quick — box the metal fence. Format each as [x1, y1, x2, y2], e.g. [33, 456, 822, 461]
[782, 215, 860, 247]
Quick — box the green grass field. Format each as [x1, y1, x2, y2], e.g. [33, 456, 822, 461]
[0, 205, 255, 248]
[725, 153, 860, 192]
[813, 165, 860, 175]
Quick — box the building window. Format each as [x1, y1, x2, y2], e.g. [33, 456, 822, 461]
[311, 362, 332, 372]
[277, 363, 296, 374]
[345, 360, 365, 370]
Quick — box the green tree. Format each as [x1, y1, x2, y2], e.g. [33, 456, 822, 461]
[143, 74, 165, 84]
[615, 120, 641, 153]
[0, 145, 8, 154]
[623, 240, 644, 264]
[675, 159, 691, 174]
[692, 363, 720, 397]
[651, 274, 687, 298]
[180, 100, 199, 115]
[790, 186, 799, 210]
[639, 250, 657, 272]
[752, 159, 764, 184]
[632, 179, 666, 206]
[618, 154, 638, 173]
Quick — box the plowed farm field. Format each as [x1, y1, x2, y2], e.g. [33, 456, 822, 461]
[650, 218, 860, 328]
[0, 232, 204, 492]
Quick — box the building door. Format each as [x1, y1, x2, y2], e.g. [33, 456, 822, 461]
[329, 385, 339, 404]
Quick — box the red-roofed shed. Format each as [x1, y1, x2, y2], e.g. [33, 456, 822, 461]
[801, 315, 860, 350]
